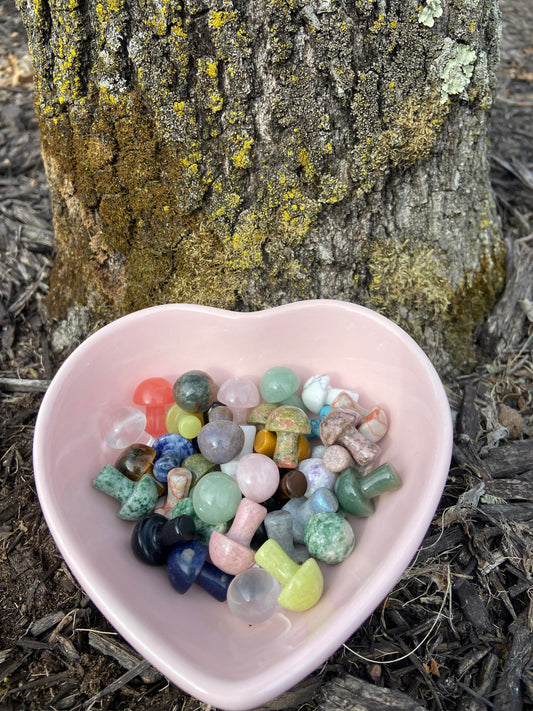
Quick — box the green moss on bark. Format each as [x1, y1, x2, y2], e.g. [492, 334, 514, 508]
[362, 235, 506, 369]
[38, 80, 319, 316]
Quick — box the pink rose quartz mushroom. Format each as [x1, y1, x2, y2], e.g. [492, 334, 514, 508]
[217, 377, 261, 425]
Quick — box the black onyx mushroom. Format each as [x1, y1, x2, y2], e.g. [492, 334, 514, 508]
[131, 513, 196, 565]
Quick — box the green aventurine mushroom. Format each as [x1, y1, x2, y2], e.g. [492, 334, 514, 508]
[265, 405, 311, 469]
[334, 463, 402, 517]
[93, 464, 159, 520]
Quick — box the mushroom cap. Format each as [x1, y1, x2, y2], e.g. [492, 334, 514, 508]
[114, 443, 157, 479]
[132, 513, 195, 565]
[358, 405, 388, 442]
[133, 377, 174, 406]
[131, 513, 169, 565]
[196, 421, 245, 465]
[209, 531, 256, 576]
[301, 374, 330, 414]
[334, 467, 375, 517]
[278, 557, 324, 611]
[166, 540, 208, 594]
[259, 366, 301, 403]
[247, 401, 277, 426]
[217, 377, 261, 409]
[319, 408, 361, 446]
[118, 473, 159, 520]
[265, 405, 311, 435]
[279, 469, 308, 498]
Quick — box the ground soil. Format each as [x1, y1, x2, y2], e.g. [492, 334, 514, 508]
[1, 1, 532, 709]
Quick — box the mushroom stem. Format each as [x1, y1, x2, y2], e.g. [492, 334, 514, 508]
[256, 538, 299, 588]
[273, 431, 299, 468]
[93, 464, 135, 504]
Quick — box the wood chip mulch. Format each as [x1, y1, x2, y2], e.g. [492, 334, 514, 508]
[1, 0, 532, 709]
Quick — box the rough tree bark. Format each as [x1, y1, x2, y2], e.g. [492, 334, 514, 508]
[17, 0, 504, 373]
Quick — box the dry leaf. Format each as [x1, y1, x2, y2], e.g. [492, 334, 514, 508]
[423, 658, 441, 677]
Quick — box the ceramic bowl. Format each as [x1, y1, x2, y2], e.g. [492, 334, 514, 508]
[33, 300, 452, 710]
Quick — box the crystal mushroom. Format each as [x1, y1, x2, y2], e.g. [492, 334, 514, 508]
[131, 513, 196, 565]
[335, 463, 402, 516]
[227, 567, 281, 624]
[217, 376, 261, 425]
[320, 408, 380, 468]
[255, 538, 323, 612]
[173, 370, 218, 413]
[303, 511, 355, 564]
[197, 420, 245, 464]
[167, 540, 233, 602]
[153, 467, 192, 517]
[282, 487, 339, 544]
[114, 443, 165, 497]
[209, 498, 267, 575]
[133, 377, 174, 438]
[259, 366, 301, 404]
[92, 465, 159, 520]
[235, 453, 280, 503]
[265, 405, 311, 469]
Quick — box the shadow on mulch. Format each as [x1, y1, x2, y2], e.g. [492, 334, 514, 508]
[1, 0, 532, 709]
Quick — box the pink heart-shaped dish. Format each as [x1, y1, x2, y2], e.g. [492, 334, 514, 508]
[33, 300, 452, 710]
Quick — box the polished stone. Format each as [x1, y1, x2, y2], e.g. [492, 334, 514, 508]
[191, 471, 242, 524]
[304, 512, 355, 564]
[260, 366, 301, 404]
[173, 370, 218, 413]
[197, 420, 245, 464]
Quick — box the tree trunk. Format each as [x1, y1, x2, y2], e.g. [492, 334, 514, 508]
[17, 0, 504, 373]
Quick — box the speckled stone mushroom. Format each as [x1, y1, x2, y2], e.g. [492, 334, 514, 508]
[93, 465, 159, 520]
[304, 512, 355, 564]
[282, 487, 339, 544]
[265, 405, 311, 469]
[319, 408, 361, 445]
[320, 408, 380, 468]
[173, 370, 218, 414]
[322, 444, 355, 473]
